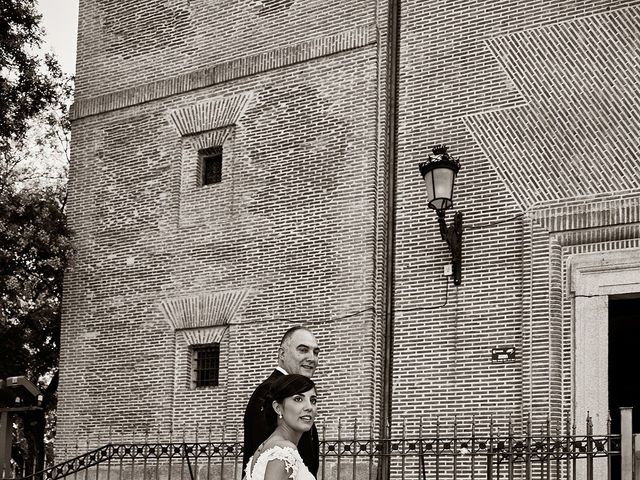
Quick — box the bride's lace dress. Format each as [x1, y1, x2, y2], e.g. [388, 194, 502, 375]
[245, 445, 315, 480]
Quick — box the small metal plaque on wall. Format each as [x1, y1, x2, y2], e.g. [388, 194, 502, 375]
[491, 347, 516, 363]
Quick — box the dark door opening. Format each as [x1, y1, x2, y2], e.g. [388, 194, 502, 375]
[609, 297, 640, 435]
[609, 297, 640, 479]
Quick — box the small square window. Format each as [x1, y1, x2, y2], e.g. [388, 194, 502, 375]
[199, 147, 223, 186]
[191, 343, 220, 388]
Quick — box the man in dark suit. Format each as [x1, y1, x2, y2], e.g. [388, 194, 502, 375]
[242, 326, 320, 476]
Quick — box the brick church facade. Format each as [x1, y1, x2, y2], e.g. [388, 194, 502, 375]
[58, 0, 640, 458]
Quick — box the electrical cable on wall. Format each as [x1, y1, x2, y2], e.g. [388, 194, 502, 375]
[223, 207, 526, 325]
[226, 207, 529, 329]
[570, 293, 608, 298]
[465, 210, 528, 231]
[224, 277, 454, 328]
[396, 277, 451, 311]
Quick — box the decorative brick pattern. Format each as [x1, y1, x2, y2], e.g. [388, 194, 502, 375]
[183, 128, 234, 151]
[391, 0, 640, 435]
[178, 326, 228, 346]
[71, 24, 376, 120]
[160, 290, 253, 329]
[168, 93, 255, 137]
[532, 194, 640, 233]
[464, 7, 640, 209]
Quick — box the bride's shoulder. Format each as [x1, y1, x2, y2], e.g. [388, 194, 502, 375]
[258, 443, 301, 477]
[260, 441, 300, 464]
[247, 443, 300, 480]
[267, 440, 297, 452]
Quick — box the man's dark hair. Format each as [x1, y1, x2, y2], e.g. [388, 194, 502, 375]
[264, 374, 316, 428]
[279, 326, 310, 347]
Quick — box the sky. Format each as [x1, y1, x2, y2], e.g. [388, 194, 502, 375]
[37, 0, 80, 75]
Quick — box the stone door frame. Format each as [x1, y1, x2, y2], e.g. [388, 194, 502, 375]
[569, 248, 640, 433]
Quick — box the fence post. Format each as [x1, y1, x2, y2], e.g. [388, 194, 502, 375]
[633, 434, 640, 480]
[587, 414, 593, 480]
[486, 417, 493, 480]
[621, 407, 633, 480]
[0, 410, 12, 479]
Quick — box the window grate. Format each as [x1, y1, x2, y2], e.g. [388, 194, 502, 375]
[192, 344, 220, 388]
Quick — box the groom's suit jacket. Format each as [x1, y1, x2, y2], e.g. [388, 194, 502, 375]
[242, 369, 319, 476]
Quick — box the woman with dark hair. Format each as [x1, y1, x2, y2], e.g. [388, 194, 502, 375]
[244, 374, 317, 480]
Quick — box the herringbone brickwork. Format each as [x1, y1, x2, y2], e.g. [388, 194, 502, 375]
[59, 0, 640, 464]
[392, 0, 640, 435]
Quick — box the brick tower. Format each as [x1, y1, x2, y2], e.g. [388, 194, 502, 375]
[59, 0, 640, 464]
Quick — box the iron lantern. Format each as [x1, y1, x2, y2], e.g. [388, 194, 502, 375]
[418, 145, 460, 211]
[418, 145, 463, 286]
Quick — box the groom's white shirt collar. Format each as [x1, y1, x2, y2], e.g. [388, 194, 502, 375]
[275, 366, 288, 375]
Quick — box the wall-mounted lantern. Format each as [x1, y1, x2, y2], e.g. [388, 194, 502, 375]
[418, 145, 463, 286]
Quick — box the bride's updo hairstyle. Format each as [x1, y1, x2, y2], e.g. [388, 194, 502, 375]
[264, 374, 316, 428]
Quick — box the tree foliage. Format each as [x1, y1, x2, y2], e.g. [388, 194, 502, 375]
[0, 168, 71, 382]
[0, 168, 71, 473]
[0, 0, 74, 474]
[0, 0, 59, 153]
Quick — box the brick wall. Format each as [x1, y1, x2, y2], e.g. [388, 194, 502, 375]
[59, 0, 640, 460]
[60, 2, 386, 450]
[392, 0, 640, 436]
[74, 0, 376, 99]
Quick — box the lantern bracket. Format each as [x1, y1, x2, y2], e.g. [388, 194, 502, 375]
[436, 209, 463, 286]
[418, 145, 463, 286]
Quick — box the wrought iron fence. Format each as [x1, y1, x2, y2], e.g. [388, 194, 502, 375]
[7, 411, 637, 480]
